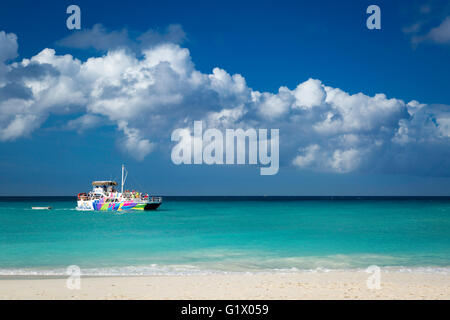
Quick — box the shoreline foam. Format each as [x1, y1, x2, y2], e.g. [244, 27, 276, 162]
[1, 264, 449, 277]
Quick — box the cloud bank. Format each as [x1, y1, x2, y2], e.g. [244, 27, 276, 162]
[0, 28, 449, 175]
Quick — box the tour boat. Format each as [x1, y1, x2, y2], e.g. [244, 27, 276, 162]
[76, 165, 162, 211]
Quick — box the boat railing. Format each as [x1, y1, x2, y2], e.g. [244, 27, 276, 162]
[151, 196, 162, 203]
[78, 194, 162, 203]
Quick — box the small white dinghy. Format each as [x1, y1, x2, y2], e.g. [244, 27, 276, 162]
[32, 206, 52, 210]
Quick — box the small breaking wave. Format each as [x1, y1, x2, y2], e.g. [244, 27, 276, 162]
[0, 264, 449, 277]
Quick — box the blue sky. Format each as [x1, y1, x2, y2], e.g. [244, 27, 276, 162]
[0, 0, 449, 195]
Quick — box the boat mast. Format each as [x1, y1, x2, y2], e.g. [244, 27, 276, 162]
[121, 164, 124, 193]
[121, 164, 128, 194]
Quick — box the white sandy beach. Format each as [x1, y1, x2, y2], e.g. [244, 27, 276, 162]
[0, 271, 449, 300]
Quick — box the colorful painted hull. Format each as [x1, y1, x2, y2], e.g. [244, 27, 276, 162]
[77, 199, 161, 211]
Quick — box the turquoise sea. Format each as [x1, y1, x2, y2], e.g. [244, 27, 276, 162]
[1, 197, 450, 275]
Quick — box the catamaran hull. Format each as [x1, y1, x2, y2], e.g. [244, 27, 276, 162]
[77, 199, 161, 211]
[144, 202, 161, 210]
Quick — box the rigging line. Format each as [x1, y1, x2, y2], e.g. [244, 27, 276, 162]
[128, 170, 145, 193]
[111, 165, 126, 190]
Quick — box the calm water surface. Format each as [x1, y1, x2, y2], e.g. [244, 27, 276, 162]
[0, 197, 449, 275]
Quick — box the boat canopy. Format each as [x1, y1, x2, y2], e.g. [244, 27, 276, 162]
[92, 181, 118, 186]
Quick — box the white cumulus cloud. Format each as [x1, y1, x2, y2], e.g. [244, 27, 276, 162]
[0, 27, 449, 175]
